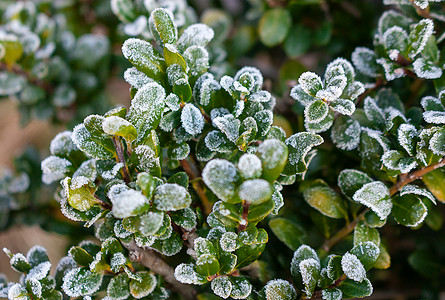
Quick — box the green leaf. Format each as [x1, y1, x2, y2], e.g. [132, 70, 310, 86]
[321, 288, 342, 300]
[391, 194, 428, 227]
[107, 273, 130, 299]
[351, 47, 380, 77]
[284, 132, 323, 175]
[338, 169, 373, 199]
[247, 198, 275, 222]
[62, 267, 103, 297]
[68, 246, 93, 267]
[211, 276, 232, 298]
[177, 24, 214, 52]
[408, 19, 434, 59]
[153, 183, 192, 211]
[61, 177, 98, 212]
[350, 241, 381, 270]
[353, 221, 380, 247]
[352, 181, 392, 220]
[0, 72, 25, 96]
[263, 279, 297, 300]
[299, 258, 320, 297]
[284, 24, 311, 58]
[238, 179, 272, 205]
[108, 185, 150, 218]
[218, 253, 237, 275]
[170, 208, 196, 231]
[26, 246, 49, 268]
[257, 139, 288, 182]
[269, 218, 305, 250]
[0, 37, 23, 66]
[303, 182, 348, 219]
[102, 116, 137, 142]
[339, 278, 373, 298]
[374, 243, 391, 270]
[149, 8, 177, 46]
[196, 254, 220, 277]
[139, 211, 165, 235]
[130, 272, 157, 298]
[234, 243, 266, 269]
[258, 8, 292, 47]
[122, 38, 165, 80]
[111, 0, 136, 22]
[72, 124, 114, 160]
[331, 116, 361, 151]
[327, 255, 342, 281]
[202, 159, 239, 203]
[290, 245, 319, 277]
[164, 44, 187, 71]
[305, 100, 329, 123]
[330, 99, 355, 116]
[174, 78, 192, 102]
[181, 103, 204, 136]
[8, 252, 31, 273]
[137, 172, 159, 199]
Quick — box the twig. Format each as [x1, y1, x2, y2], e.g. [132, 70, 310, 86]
[112, 137, 130, 184]
[355, 77, 385, 106]
[124, 241, 197, 300]
[238, 201, 250, 232]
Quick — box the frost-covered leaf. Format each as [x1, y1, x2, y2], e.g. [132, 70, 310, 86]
[413, 57, 442, 79]
[174, 263, 206, 285]
[290, 85, 316, 105]
[352, 181, 392, 220]
[351, 47, 380, 77]
[400, 185, 436, 204]
[364, 97, 386, 129]
[299, 258, 320, 297]
[392, 194, 428, 227]
[107, 273, 130, 300]
[331, 116, 361, 151]
[7, 283, 28, 300]
[102, 116, 137, 142]
[305, 100, 329, 124]
[122, 38, 165, 80]
[139, 211, 164, 235]
[213, 114, 240, 142]
[220, 232, 238, 252]
[61, 177, 98, 212]
[149, 8, 177, 45]
[382, 150, 417, 173]
[341, 253, 366, 282]
[263, 279, 297, 300]
[211, 276, 232, 299]
[257, 139, 288, 182]
[353, 222, 381, 248]
[134, 145, 161, 177]
[181, 103, 204, 136]
[72, 124, 114, 160]
[237, 154, 262, 179]
[202, 159, 239, 202]
[153, 183, 191, 211]
[350, 241, 381, 270]
[303, 183, 348, 219]
[429, 127, 445, 156]
[284, 132, 323, 175]
[62, 267, 103, 297]
[177, 24, 214, 52]
[196, 254, 220, 276]
[230, 276, 252, 299]
[376, 58, 405, 81]
[108, 184, 149, 218]
[322, 289, 342, 300]
[170, 208, 196, 231]
[408, 19, 434, 59]
[41, 156, 72, 184]
[330, 99, 355, 116]
[50, 131, 78, 157]
[339, 278, 373, 298]
[130, 272, 156, 299]
[298, 72, 323, 96]
[238, 179, 272, 205]
[398, 124, 417, 156]
[290, 245, 319, 277]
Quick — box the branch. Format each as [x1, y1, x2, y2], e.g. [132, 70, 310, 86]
[112, 137, 130, 184]
[124, 241, 197, 300]
[238, 201, 250, 232]
[321, 157, 445, 252]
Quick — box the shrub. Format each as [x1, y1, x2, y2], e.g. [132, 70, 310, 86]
[1, 1, 445, 299]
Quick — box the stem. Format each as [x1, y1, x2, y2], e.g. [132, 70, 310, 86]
[238, 201, 250, 232]
[321, 157, 445, 252]
[124, 241, 197, 300]
[112, 137, 130, 184]
[355, 77, 385, 107]
[180, 159, 212, 215]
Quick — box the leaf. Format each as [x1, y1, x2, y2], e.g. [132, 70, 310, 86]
[351, 47, 380, 77]
[331, 116, 361, 151]
[374, 243, 391, 270]
[263, 279, 297, 300]
[62, 267, 103, 297]
[149, 8, 177, 46]
[202, 159, 239, 202]
[153, 183, 191, 211]
[322, 288, 342, 300]
[329, 99, 355, 116]
[229, 276, 252, 299]
[412, 57, 442, 79]
[257, 139, 288, 182]
[284, 24, 311, 58]
[305, 100, 329, 123]
[303, 182, 348, 219]
[196, 254, 220, 277]
[111, 0, 136, 22]
[181, 103, 204, 136]
[408, 250, 442, 278]
[102, 116, 137, 142]
[341, 253, 366, 282]
[290, 245, 319, 277]
[61, 177, 98, 212]
[107, 273, 130, 299]
[68, 247, 93, 267]
[269, 218, 305, 250]
[211, 276, 232, 299]
[298, 72, 323, 96]
[108, 184, 150, 218]
[339, 278, 373, 298]
[422, 169, 445, 203]
[381, 150, 417, 174]
[130, 272, 157, 299]
[72, 124, 114, 160]
[163, 44, 187, 71]
[247, 198, 275, 222]
[258, 8, 292, 47]
[237, 154, 262, 179]
[429, 127, 445, 156]
[284, 132, 323, 175]
[213, 114, 240, 142]
[350, 241, 381, 270]
[383, 26, 408, 52]
[238, 179, 272, 205]
[139, 211, 164, 235]
[122, 38, 165, 80]
[408, 19, 434, 59]
[353, 222, 380, 247]
[234, 243, 266, 269]
[177, 24, 214, 52]
[391, 194, 428, 227]
[352, 181, 392, 220]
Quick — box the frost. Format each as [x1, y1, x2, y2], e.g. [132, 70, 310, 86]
[110, 252, 126, 271]
[177, 23, 214, 51]
[291, 245, 319, 276]
[153, 183, 191, 211]
[41, 156, 72, 184]
[10, 253, 29, 272]
[238, 179, 272, 205]
[397, 124, 417, 156]
[341, 252, 366, 282]
[220, 232, 237, 252]
[249, 90, 271, 102]
[230, 277, 252, 299]
[238, 154, 262, 179]
[353, 181, 392, 220]
[72, 124, 112, 160]
[408, 19, 434, 59]
[134, 145, 160, 172]
[211, 276, 232, 299]
[7, 283, 27, 300]
[108, 185, 148, 218]
[423, 111, 445, 124]
[114, 220, 132, 239]
[135, 234, 156, 247]
[174, 263, 204, 285]
[8, 172, 30, 194]
[330, 99, 355, 116]
[50, 131, 78, 156]
[331, 117, 361, 151]
[102, 163, 124, 181]
[181, 103, 204, 136]
[165, 93, 180, 111]
[213, 114, 240, 142]
[381, 150, 417, 174]
[264, 279, 297, 300]
[26, 278, 42, 298]
[73, 159, 97, 182]
[401, 185, 436, 204]
[202, 159, 238, 201]
[352, 47, 379, 77]
[27, 261, 51, 280]
[62, 267, 103, 297]
[0, 72, 26, 96]
[413, 58, 442, 79]
[376, 58, 405, 81]
[305, 100, 329, 124]
[290, 85, 315, 105]
[322, 288, 342, 300]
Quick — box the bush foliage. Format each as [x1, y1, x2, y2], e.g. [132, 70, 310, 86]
[1, 0, 445, 299]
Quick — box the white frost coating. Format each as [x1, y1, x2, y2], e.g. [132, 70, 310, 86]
[213, 114, 240, 142]
[285, 132, 324, 170]
[299, 258, 320, 292]
[101, 162, 124, 180]
[400, 185, 436, 204]
[7, 172, 30, 194]
[423, 111, 445, 124]
[26, 278, 42, 298]
[238, 179, 271, 204]
[329, 99, 355, 116]
[8, 283, 27, 299]
[71, 124, 111, 159]
[27, 261, 51, 281]
[153, 183, 191, 211]
[110, 252, 126, 271]
[299, 72, 323, 95]
[429, 130, 445, 156]
[409, 19, 434, 59]
[421, 95, 444, 111]
[134, 145, 159, 172]
[352, 47, 379, 77]
[234, 66, 263, 90]
[135, 234, 156, 247]
[177, 23, 214, 51]
[220, 232, 238, 252]
[174, 263, 203, 285]
[264, 279, 297, 300]
[230, 278, 252, 299]
[413, 58, 443, 79]
[376, 58, 405, 81]
[41, 156, 72, 184]
[26, 245, 47, 264]
[62, 267, 103, 297]
[361, 127, 390, 152]
[73, 159, 97, 181]
[211, 276, 232, 299]
[353, 181, 392, 220]
[181, 103, 204, 136]
[290, 85, 316, 105]
[305, 100, 329, 124]
[364, 97, 385, 124]
[290, 245, 320, 276]
[238, 154, 262, 179]
[398, 124, 417, 156]
[202, 159, 238, 201]
[341, 253, 366, 282]
[381, 150, 417, 174]
[331, 117, 361, 151]
[124, 66, 154, 89]
[165, 93, 181, 111]
[102, 116, 134, 136]
[249, 90, 271, 102]
[50, 131, 78, 156]
[382, 26, 408, 51]
[322, 288, 342, 300]
[128, 82, 166, 129]
[10, 253, 28, 271]
[108, 185, 148, 218]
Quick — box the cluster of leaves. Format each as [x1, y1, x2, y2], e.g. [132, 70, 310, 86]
[0, 1, 112, 125]
[2, 0, 445, 299]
